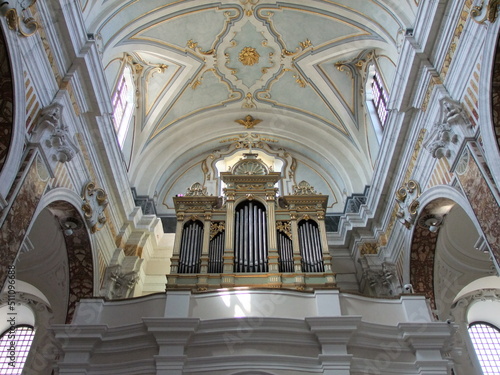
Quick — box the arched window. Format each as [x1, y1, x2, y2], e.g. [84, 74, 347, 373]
[468, 322, 500, 374]
[112, 64, 134, 148]
[0, 325, 35, 374]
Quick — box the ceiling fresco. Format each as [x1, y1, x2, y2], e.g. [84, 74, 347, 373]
[82, 0, 416, 210]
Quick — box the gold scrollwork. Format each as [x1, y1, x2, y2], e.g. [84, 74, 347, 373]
[276, 221, 292, 239]
[210, 222, 225, 239]
[4, 4, 39, 37]
[471, 0, 500, 23]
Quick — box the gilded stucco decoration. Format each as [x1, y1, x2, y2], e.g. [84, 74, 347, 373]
[235, 114, 262, 129]
[293, 180, 318, 195]
[335, 49, 375, 80]
[233, 157, 268, 175]
[129, 2, 372, 141]
[239, 46, 260, 66]
[276, 221, 292, 239]
[186, 182, 208, 196]
[1, 0, 39, 37]
[210, 221, 225, 239]
[471, 0, 500, 23]
[81, 181, 109, 233]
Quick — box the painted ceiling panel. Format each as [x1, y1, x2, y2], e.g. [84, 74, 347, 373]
[137, 7, 231, 51]
[257, 6, 368, 50]
[82, 0, 416, 201]
[135, 53, 182, 116]
[258, 70, 345, 134]
[152, 70, 239, 139]
[317, 60, 357, 117]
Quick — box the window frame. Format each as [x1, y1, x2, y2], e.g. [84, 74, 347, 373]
[371, 70, 389, 127]
[468, 321, 500, 375]
[0, 324, 36, 374]
[111, 63, 135, 148]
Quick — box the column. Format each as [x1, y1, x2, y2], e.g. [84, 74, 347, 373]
[266, 192, 279, 272]
[317, 212, 335, 286]
[222, 193, 235, 287]
[197, 213, 211, 289]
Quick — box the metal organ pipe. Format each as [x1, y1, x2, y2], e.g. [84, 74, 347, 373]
[277, 229, 293, 272]
[209, 227, 225, 273]
[299, 220, 324, 272]
[179, 221, 203, 273]
[234, 201, 268, 272]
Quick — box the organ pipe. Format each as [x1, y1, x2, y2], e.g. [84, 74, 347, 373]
[209, 228, 225, 273]
[298, 220, 324, 272]
[234, 201, 268, 272]
[179, 220, 203, 273]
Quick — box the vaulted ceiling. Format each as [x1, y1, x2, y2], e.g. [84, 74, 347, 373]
[81, 0, 417, 214]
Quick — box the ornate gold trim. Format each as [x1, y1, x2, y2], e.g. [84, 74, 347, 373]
[235, 115, 262, 129]
[239, 46, 260, 66]
[4, 4, 39, 37]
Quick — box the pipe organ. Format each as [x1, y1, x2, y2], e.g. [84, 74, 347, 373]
[168, 153, 335, 291]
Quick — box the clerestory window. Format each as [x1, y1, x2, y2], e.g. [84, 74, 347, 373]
[112, 64, 134, 147]
[468, 322, 500, 375]
[371, 70, 388, 126]
[0, 325, 35, 374]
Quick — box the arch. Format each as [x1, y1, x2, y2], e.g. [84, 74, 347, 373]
[478, 18, 500, 188]
[0, 324, 35, 373]
[468, 322, 500, 375]
[408, 187, 491, 314]
[0, 291, 58, 375]
[25, 190, 94, 323]
[449, 278, 500, 375]
[0, 22, 27, 207]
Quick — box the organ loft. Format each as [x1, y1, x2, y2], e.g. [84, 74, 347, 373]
[167, 152, 335, 291]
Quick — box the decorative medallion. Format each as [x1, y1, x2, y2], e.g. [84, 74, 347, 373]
[235, 114, 262, 129]
[239, 46, 260, 66]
